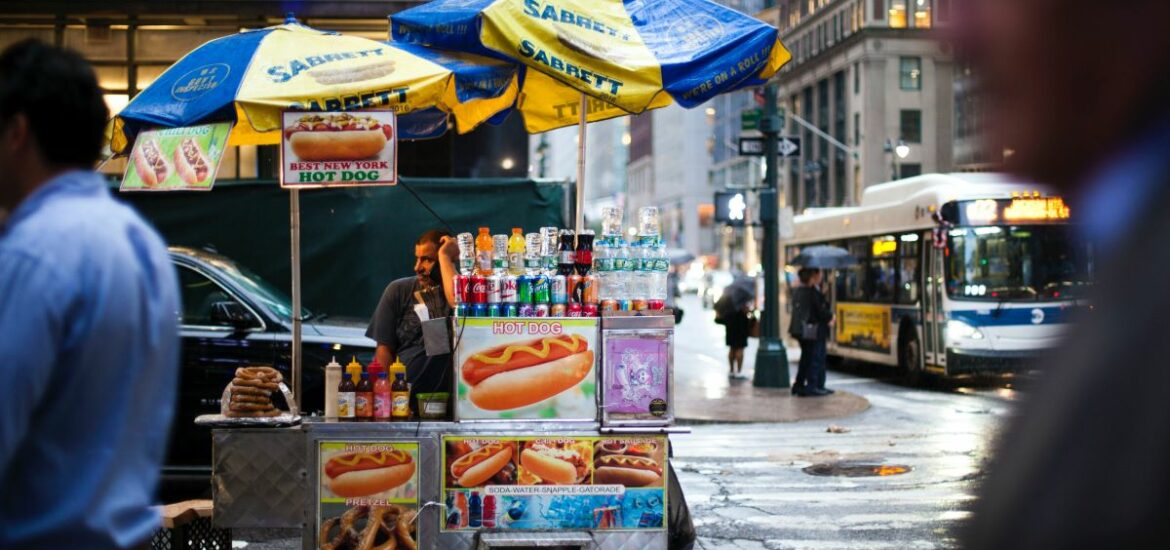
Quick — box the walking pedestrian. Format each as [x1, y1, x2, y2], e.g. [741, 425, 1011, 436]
[788, 268, 834, 396]
[0, 39, 181, 548]
[955, 0, 1170, 546]
[719, 302, 751, 379]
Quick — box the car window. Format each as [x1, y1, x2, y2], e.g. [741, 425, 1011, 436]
[177, 265, 244, 327]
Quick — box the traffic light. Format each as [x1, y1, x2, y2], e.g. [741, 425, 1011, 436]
[714, 191, 747, 227]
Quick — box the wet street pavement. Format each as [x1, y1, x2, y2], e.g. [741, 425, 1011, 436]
[670, 295, 1018, 549]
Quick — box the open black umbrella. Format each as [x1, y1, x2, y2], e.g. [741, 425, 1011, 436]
[714, 276, 756, 319]
[788, 245, 858, 269]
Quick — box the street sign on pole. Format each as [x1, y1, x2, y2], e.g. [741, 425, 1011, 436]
[778, 136, 802, 158]
[738, 137, 766, 156]
[740, 108, 762, 131]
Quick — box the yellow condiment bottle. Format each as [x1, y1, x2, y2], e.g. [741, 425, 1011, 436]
[345, 356, 363, 384]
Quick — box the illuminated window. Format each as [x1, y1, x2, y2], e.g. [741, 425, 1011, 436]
[900, 56, 922, 90]
[888, 0, 907, 28]
[913, 0, 932, 28]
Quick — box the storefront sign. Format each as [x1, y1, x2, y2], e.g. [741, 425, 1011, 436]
[317, 441, 420, 549]
[441, 435, 668, 531]
[120, 122, 231, 191]
[453, 318, 599, 420]
[603, 334, 670, 417]
[835, 303, 892, 353]
[281, 110, 397, 188]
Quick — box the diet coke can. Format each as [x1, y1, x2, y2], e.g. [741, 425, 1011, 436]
[486, 274, 502, 304]
[583, 303, 599, 317]
[500, 274, 518, 304]
[567, 303, 583, 317]
[453, 274, 471, 304]
[469, 275, 488, 304]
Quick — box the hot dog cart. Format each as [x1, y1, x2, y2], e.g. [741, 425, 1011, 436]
[208, 312, 687, 549]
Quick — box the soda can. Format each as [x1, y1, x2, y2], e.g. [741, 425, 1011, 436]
[518, 304, 536, 318]
[550, 304, 567, 317]
[486, 274, 502, 303]
[503, 303, 520, 318]
[632, 299, 649, 311]
[583, 303, 599, 317]
[567, 274, 583, 303]
[534, 304, 550, 317]
[619, 299, 633, 311]
[454, 304, 468, 318]
[500, 274, 518, 303]
[600, 299, 619, 313]
[550, 274, 568, 304]
[648, 299, 666, 311]
[487, 303, 502, 318]
[453, 274, 471, 304]
[581, 274, 599, 304]
[470, 275, 488, 304]
[532, 274, 551, 304]
[517, 275, 534, 304]
[471, 303, 488, 317]
[567, 303, 583, 317]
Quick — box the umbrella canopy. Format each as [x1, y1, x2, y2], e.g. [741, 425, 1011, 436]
[107, 20, 519, 155]
[391, 0, 792, 131]
[714, 275, 756, 319]
[788, 245, 858, 269]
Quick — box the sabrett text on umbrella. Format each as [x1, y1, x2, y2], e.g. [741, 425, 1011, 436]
[289, 87, 410, 112]
[518, 40, 624, 95]
[522, 0, 631, 41]
[266, 48, 386, 84]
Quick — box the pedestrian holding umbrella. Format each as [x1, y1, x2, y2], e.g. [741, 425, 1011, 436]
[714, 275, 757, 379]
[787, 245, 857, 269]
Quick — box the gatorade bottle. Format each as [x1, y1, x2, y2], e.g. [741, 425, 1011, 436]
[475, 227, 493, 276]
[507, 227, 526, 276]
[468, 490, 483, 528]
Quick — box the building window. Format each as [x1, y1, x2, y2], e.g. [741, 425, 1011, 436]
[913, 0, 932, 28]
[899, 163, 922, 178]
[874, 0, 885, 21]
[888, 0, 907, 28]
[854, 112, 861, 145]
[900, 109, 922, 143]
[900, 56, 922, 90]
[853, 62, 860, 94]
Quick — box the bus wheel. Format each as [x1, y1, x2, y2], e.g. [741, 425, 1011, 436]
[899, 330, 924, 385]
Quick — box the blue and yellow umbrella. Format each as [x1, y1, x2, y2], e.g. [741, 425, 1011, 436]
[392, 0, 792, 132]
[107, 20, 519, 155]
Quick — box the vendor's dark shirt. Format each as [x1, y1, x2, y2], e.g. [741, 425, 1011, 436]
[366, 277, 451, 395]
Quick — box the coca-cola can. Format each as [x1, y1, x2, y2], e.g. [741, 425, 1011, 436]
[500, 274, 518, 303]
[469, 275, 488, 304]
[453, 274, 471, 304]
[550, 274, 568, 304]
[567, 303, 583, 317]
[648, 299, 666, 311]
[583, 303, 599, 317]
[486, 274, 502, 303]
[534, 304, 550, 317]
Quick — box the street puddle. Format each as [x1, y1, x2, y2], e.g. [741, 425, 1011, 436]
[803, 461, 912, 477]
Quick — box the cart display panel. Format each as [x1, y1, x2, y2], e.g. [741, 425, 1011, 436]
[441, 435, 668, 532]
[317, 441, 421, 549]
[453, 318, 599, 420]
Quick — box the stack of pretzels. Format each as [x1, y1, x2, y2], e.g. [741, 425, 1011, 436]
[224, 366, 284, 418]
[320, 504, 417, 550]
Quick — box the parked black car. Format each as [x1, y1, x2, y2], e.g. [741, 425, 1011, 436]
[165, 246, 375, 495]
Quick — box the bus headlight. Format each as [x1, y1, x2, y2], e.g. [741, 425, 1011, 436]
[947, 320, 985, 340]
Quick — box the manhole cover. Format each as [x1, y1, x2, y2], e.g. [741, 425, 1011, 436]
[803, 462, 912, 477]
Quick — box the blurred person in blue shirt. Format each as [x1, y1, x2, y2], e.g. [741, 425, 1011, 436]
[955, 0, 1170, 547]
[0, 40, 180, 549]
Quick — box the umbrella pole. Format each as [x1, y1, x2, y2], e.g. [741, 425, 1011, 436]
[290, 189, 303, 409]
[575, 92, 587, 234]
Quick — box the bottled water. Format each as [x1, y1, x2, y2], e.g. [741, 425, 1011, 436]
[649, 239, 669, 309]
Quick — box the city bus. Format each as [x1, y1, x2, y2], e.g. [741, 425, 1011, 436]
[783, 173, 1092, 379]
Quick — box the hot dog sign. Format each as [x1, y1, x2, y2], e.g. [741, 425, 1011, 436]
[453, 318, 599, 420]
[120, 122, 231, 192]
[280, 110, 397, 188]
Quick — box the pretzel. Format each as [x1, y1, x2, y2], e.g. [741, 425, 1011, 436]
[228, 402, 276, 412]
[229, 384, 273, 397]
[236, 366, 283, 383]
[320, 505, 416, 550]
[229, 393, 271, 404]
[223, 409, 281, 418]
[231, 377, 279, 391]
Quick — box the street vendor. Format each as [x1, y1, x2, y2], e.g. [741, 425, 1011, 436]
[367, 229, 458, 415]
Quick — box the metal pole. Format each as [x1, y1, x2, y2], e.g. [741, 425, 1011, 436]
[290, 189, 303, 408]
[575, 93, 587, 234]
[753, 83, 790, 388]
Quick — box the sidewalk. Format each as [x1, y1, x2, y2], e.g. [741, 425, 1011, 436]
[672, 298, 870, 423]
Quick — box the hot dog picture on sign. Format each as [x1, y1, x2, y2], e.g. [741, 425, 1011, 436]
[453, 318, 599, 420]
[281, 110, 397, 188]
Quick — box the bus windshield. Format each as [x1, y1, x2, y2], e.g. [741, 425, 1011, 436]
[946, 225, 1092, 301]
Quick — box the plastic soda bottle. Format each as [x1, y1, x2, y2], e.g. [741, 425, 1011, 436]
[508, 228, 526, 276]
[475, 227, 493, 276]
